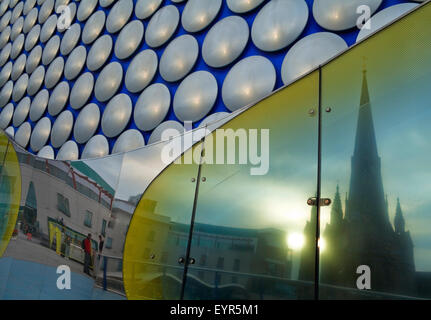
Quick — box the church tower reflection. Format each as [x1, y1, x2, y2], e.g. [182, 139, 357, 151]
[300, 69, 416, 296]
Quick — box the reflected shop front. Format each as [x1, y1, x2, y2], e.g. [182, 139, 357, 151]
[1, 2, 431, 300]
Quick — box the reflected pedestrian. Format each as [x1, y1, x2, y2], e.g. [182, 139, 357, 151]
[83, 233, 92, 276]
[26, 225, 32, 241]
[98, 234, 104, 258]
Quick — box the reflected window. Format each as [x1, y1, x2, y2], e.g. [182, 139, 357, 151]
[57, 193, 70, 217]
[101, 219, 107, 237]
[106, 237, 113, 249]
[23, 182, 37, 232]
[198, 271, 205, 280]
[143, 247, 150, 259]
[108, 219, 115, 229]
[147, 230, 155, 242]
[233, 259, 240, 272]
[117, 260, 123, 272]
[200, 254, 207, 266]
[161, 251, 167, 263]
[215, 273, 222, 284]
[25, 182, 37, 209]
[84, 210, 93, 228]
[217, 257, 224, 269]
[175, 235, 187, 247]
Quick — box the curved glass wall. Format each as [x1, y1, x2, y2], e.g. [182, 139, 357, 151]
[319, 1, 431, 299]
[183, 71, 319, 300]
[123, 70, 320, 300]
[123, 135, 203, 300]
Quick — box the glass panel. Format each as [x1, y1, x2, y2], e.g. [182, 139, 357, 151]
[320, 3, 431, 299]
[0, 131, 21, 257]
[107, 139, 185, 298]
[122, 136, 203, 300]
[183, 71, 320, 300]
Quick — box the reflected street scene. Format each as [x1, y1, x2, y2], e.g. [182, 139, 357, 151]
[0, 145, 126, 299]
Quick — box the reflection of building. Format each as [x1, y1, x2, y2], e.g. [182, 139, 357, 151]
[101, 195, 143, 262]
[16, 150, 114, 259]
[106, 199, 134, 257]
[187, 224, 291, 283]
[130, 199, 293, 299]
[300, 70, 416, 296]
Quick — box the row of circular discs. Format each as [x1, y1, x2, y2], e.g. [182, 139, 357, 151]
[0, 0, 423, 160]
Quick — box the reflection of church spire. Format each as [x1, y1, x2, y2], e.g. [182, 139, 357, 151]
[345, 68, 391, 230]
[360, 68, 370, 106]
[319, 66, 416, 296]
[330, 185, 343, 225]
[394, 197, 406, 234]
[353, 69, 378, 160]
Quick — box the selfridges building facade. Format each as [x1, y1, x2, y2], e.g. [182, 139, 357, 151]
[0, 0, 430, 300]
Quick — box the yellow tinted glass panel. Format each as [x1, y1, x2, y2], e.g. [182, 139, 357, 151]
[0, 131, 21, 257]
[320, 2, 431, 299]
[123, 142, 202, 300]
[183, 71, 320, 299]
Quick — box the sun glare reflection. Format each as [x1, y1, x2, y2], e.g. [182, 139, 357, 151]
[287, 232, 304, 251]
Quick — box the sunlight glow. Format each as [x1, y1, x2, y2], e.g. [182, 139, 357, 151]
[287, 233, 304, 251]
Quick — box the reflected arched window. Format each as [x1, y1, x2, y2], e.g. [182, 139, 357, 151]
[25, 182, 37, 210]
[23, 181, 38, 229]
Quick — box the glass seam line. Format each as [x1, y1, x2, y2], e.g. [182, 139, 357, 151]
[180, 128, 207, 300]
[314, 67, 323, 301]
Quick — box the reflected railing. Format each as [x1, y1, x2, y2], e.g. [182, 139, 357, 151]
[120, 258, 315, 300]
[95, 254, 126, 296]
